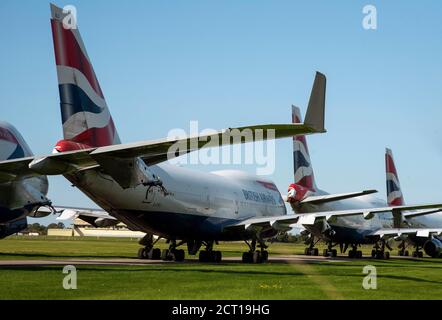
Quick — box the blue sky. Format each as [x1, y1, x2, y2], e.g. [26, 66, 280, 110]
[1, 1, 441, 225]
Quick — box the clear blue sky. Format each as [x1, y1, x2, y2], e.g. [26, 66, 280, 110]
[1, 1, 441, 225]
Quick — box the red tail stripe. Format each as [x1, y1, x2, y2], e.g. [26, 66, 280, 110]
[70, 118, 117, 148]
[389, 197, 404, 206]
[385, 154, 398, 175]
[51, 19, 104, 99]
[0, 127, 18, 144]
[297, 176, 315, 191]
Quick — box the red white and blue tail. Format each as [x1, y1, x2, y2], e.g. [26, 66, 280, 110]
[385, 148, 405, 206]
[292, 105, 317, 191]
[50, 4, 120, 152]
[0, 121, 33, 160]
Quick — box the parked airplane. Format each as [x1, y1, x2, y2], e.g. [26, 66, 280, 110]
[3, 4, 440, 263]
[0, 121, 52, 238]
[0, 4, 328, 263]
[286, 106, 442, 259]
[375, 148, 442, 258]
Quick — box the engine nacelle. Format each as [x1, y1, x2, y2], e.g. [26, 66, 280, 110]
[0, 218, 27, 239]
[423, 238, 442, 258]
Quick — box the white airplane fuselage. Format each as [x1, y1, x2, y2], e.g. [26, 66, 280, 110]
[65, 163, 286, 241]
[294, 190, 393, 244]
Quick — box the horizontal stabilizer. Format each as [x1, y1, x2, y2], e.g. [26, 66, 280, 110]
[300, 189, 378, 205]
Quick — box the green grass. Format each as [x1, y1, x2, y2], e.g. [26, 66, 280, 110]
[1, 236, 442, 299]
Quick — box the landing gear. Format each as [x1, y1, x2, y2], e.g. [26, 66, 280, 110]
[304, 236, 320, 256]
[242, 239, 269, 263]
[198, 241, 222, 263]
[137, 234, 162, 260]
[398, 240, 409, 257]
[412, 246, 424, 258]
[323, 242, 338, 257]
[161, 240, 186, 262]
[348, 244, 363, 258]
[371, 241, 390, 259]
[138, 247, 161, 259]
[398, 249, 409, 256]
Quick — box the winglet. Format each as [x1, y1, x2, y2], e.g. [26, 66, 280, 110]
[304, 72, 326, 133]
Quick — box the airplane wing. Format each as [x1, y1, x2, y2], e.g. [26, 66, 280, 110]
[225, 202, 442, 232]
[369, 228, 442, 238]
[403, 208, 442, 219]
[0, 123, 321, 178]
[299, 190, 378, 205]
[0, 72, 326, 182]
[35, 206, 118, 228]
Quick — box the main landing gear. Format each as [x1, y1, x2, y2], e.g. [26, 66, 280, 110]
[137, 234, 162, 260]
[371, 241, 390, 259]
[323, 242, 338, 257]
[161, 239, 186, 262]
[242, 239, 269, 263]
[398, 240, 410, 257]
[411, 245, 424, 258]
[137, 235, 185, 262]
[198, 241, 222, 263]
[347, 244, 363, 259]
[304, 236, 320, 256]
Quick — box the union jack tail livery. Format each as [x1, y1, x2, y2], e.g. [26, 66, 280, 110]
[385, 148, 405, 206]
[50, 4, 120, 153]
[292, 105, 317, 191]
[0, 122, 33, 161]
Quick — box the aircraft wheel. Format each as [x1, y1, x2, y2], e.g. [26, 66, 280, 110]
[348, 250, 355, 258]
[253, 251, 262, 263]
[313, 248, 319, 256]
[375, 251, 384, 259]
[304, 248, 310, 256]
[214, 251, 222, 263]
[261, 250, 268, 262]
[357, 250, 363, 258]
[404, 250, 409, 257]
[418, 251, 423, 258]
[151, 248, 161, 260]
[199, 250, 208, 262]
[384, 251, 390, 259]
[331, 249, 337, 257]
[174, 249, 185, 262]
[242, 252, 253, 263]
[138, 248, 146, 259]
[323, 249, 329, 257]
[371, 250, 376, 258]
[161, 249, 172, 261]
[398, 250, 403, 256]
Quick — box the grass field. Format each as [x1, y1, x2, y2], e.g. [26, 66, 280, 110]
[1, 236, 442, 299]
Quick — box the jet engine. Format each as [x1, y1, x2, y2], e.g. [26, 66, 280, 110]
[423, 238, 442, 258]
[0, 218, 27, 239]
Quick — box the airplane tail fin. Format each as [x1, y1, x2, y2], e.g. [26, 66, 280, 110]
[50, 4, 120, 151]
[292, 106, 317, 191]
[385, 148, 405, 206]
[0, 121, 33, 160]
[304, 72, 326, 133]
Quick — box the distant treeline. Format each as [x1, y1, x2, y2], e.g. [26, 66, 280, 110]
[271, 232, 309, 243]
[22, 222, 65, 235]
